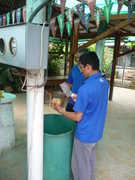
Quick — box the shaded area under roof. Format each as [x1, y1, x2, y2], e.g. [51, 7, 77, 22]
[56, 0, 128, 15]
[0, 0, 134, 42]
[0, 0, 129, 14]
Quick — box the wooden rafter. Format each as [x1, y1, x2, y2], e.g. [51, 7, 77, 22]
[109, 23, 133, 35]
[90, 14, 135, 22]
[120, 28, 132, 34]
[129, 23, 135, 28]
[79, 16, 135, 48]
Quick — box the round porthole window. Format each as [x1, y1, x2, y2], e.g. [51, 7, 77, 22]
[9, 37, 17, 56]
[0, 38, 5, 55]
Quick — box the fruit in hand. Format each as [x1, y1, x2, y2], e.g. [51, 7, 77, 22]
[51, 98, 62, 107]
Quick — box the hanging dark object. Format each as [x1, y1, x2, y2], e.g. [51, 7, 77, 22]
[66, 21, 71, 37]
[2, 14, 6, 26]
[80, 13, 91, 32]
[74, 18, 80, 36]
[57, 14, 65, 38]
[95, 9, 100, 28]
[86, 0, 96, 17]
[50, 17, 57, 37]
[47, 0, 55, 22]
[22, 6, 26, 22]
[97, 20, 108, 35]
[117, 0, 123, 15]
[12, 10, 15, 24]
[60, 0, 66, 14]
[6, 12, 10, 25]
[65, 9, 73, 27]
[128, 1, 135, 20]
[76, 1, 90, 31]
[16, 8, 21, 24]
[104, 2, 113, 24]
[76, 3, 85, 16]
[0, 15, 2, 26]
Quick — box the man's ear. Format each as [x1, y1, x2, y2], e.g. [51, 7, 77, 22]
[86, 64, 91, 71]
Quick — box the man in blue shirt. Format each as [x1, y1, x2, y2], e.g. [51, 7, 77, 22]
[53, 51, 109, 180]
[66, 48, 88, 112]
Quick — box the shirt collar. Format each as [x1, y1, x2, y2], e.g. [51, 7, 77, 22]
[77, 64, 81, 72]
[85, 71, 102, 83]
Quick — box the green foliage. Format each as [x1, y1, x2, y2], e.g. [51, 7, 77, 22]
[48, 42, 65, 76]
[127, 42, 135, 49]
[0, 64, 22, 92]
[102, 47, 113, 77]
[0, 42, 65, 92]
[88, 44, 96, 52]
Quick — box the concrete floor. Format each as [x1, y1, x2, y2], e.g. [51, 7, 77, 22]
[0, 87, 135, 180]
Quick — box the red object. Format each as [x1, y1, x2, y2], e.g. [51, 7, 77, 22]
[22, 6, 26, 22]
[50, 17, 57, 37]
[60, 0, 66, 14]
[87, 0, 96, 17]
[2, 15, 6, 26]
[117, 0, 123, 14]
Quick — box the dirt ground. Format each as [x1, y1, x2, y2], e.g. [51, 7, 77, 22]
[0, 87, 135, 180]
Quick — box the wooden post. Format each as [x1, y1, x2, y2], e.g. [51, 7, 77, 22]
[109, 34, 121, 101]
[64, 39, 69, 76]
[69, 17, 79, 71]
[69, 37, 74, 71]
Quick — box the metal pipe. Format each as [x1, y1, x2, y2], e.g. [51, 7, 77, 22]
[28, 0, 51, 23]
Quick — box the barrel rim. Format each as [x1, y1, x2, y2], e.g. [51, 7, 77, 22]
[44, 114, 75, 137]
[44, 129, 74, 137]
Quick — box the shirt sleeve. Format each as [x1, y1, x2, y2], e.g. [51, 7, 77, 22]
[73, 87, 89, 113]
[66, 69, 73, 84]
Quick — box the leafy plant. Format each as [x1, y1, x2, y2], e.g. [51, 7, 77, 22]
[48, 42, 65, 76]
[0, 63, 22, 92]
[88, 44, 96, 52]
[102, 47, 113, 77]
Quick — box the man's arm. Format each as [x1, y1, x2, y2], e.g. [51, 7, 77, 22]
[53, 104, 82, 122]
[63, 111, 82, 122]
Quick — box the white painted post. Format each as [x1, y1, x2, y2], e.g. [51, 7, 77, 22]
[27, 69, 44, 180]
[26, 0, 47, 179]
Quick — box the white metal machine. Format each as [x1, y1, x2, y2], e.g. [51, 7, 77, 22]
[0, 23, 49, 69]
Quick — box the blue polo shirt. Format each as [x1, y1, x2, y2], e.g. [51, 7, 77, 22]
[73, 72, 109, 143]
[67, 65, 86, 105]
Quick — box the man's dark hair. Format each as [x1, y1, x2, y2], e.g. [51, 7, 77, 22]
[79, 51, 99, 70]
[78, 48, 89, 56]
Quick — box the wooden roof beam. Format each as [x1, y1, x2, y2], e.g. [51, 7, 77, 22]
[129, 23, 135, 28]
[109, 22, 133, 35]
[120, 28, 132, 34]
[89, 14, 135, 23]
[79, 16, 135, 48]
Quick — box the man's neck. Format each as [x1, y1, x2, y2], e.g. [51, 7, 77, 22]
[88, 70, 98, 77]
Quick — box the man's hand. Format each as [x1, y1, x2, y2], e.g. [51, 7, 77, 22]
[71, 93, 77, 102]
[51, 98, 62, 106]
[51, 99, 64, 114]
[54, 104, 64, 114]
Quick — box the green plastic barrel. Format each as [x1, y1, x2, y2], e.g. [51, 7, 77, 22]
[43, 114, 76, 180]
